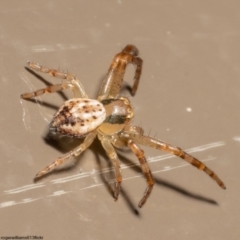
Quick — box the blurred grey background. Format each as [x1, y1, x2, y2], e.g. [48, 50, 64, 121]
[0, 1, 239, 239]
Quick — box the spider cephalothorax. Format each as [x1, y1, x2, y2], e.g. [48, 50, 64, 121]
[21, 45, 226, 208]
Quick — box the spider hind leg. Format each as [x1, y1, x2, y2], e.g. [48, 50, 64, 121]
[101, 139, 122, 201]
[125, 132, 226, 190]
[35, 132, 96, 179]
[128, 140, 154, 208]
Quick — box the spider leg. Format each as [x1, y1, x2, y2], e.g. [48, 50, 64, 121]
[21, 82, 71, 99]
[98, 45, 143, 101]
[35, 132, 97, 178]
[100, 139, 122, 201]
[22, 62, 88, 98]
[128, 140, 154, 208]
[122, 132, 226, 189]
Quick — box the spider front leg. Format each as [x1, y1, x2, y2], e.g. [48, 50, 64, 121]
[122, 131, 226, 190]
[98, 45, 143, 101]
[128, 140, 155, 208]
[101, 139, 122, 201]
[21, 62, 88, 99]
[21, 82, 71, 99]
[35, 132, 97, 178]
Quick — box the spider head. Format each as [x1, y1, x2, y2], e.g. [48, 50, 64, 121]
[97, 97, 134, 135]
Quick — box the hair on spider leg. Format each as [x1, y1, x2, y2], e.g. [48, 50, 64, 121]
[147, 128, 152, 137]
[153, 131, 159, 139]
[143, 128, 157, 138]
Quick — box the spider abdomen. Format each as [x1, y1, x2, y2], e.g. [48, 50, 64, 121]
[50, 98, 106, 137]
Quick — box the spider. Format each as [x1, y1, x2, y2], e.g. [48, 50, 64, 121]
[21, 45, 226, 208]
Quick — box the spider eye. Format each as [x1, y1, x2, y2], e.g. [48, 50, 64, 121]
[50, 98, 106, 137]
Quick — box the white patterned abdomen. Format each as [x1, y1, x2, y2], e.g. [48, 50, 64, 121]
[50, 98, 106, 137]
